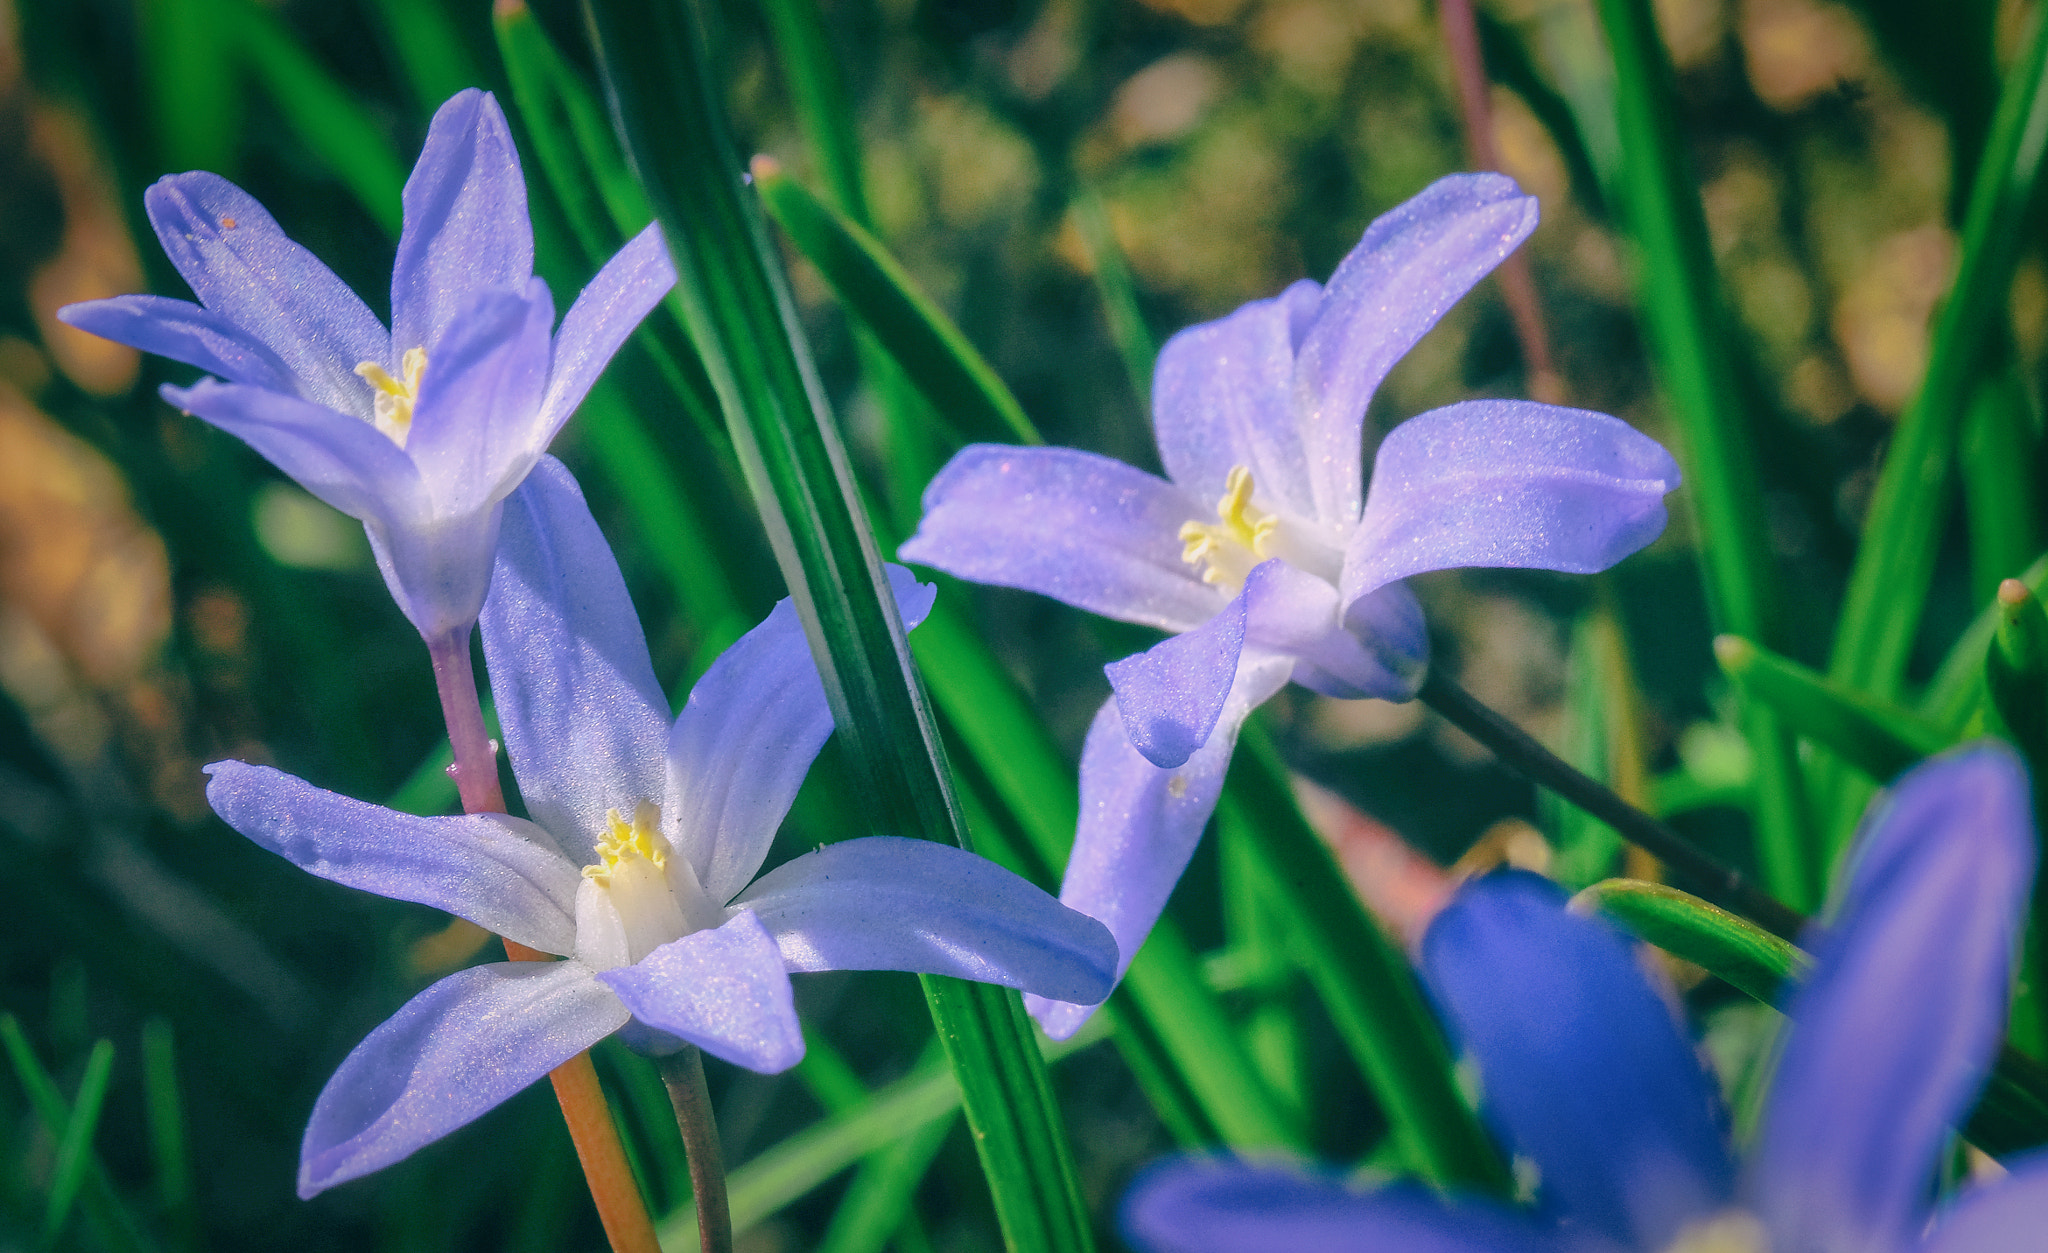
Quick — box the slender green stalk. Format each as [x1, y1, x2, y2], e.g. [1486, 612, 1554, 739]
[655, 1048, 732, 1253]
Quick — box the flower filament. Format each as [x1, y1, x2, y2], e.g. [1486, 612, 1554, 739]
[355, 346, 427, 446]
[575, 801, 720, 969]
[1179, 465, 1279, 592]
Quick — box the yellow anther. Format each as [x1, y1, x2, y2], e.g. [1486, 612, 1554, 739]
[354, 346, 427, 446]
[1178, 465, 1280, 591]
[1666, 1213, 1770, 1253]
[583, 801, 672, 886]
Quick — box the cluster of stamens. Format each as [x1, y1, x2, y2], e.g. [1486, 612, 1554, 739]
[355, 346, 428, 446]
[1179, 465, 1279, 592]
[583, 801, 671, 887]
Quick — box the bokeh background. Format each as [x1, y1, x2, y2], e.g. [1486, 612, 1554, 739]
[2, 0, 2040, 1248]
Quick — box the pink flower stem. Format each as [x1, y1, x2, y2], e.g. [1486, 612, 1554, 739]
[425, 628, 507, 817]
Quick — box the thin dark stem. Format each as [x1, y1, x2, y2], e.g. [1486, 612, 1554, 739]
[425, 628, 506, 816]
[657, 1046, 733, 1253]
[1419, 670, 1808, 940]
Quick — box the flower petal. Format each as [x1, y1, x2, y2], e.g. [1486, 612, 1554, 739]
[667, 564, 935, 903]
[733, 836, 1118, 1005]
[1751, 745, 2035, 1253]
[206, 760, 579, 955]
[366, 502, 507, 641]
[1923, 1154, 2048, 1253]
[143, 171, 388, 417]
[1122, 1159, 1563, 1253]
[1419, 871, 1734, 1250]
[390, 90, 534, 357]
[1295, 174, 1538, 527]
[899, 444, 1223, 633]
[1339, 400, 1680, 615]
[161, 377, 423, 524]
[405, 280, 556, 515]
[298, 960, 626, 1196]
[596, 911, 804, 1073]
[482, 457, 670, 863]
[1248, 562, 1425, 701]
[533, 222, 678, 441]
[1029, 661, 1293, 1039]
[1152, 280, 1320, 518]
[57, 294, 295, 393]
[1105, 590, 1247, 770]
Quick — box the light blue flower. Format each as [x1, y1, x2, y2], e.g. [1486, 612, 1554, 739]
[58, 89, 675, 643]
[205, 459, 1117, 1197]
[1123, 745, 2047, 1253]
[899, 173, 1681, 1034]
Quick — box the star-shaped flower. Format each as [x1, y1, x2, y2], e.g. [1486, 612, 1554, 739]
[206, 458, 1116, 1197]
[1124, 745, 2046, 1253]
[59, 89, 675, 643]
[900, 173, 1680, 1034]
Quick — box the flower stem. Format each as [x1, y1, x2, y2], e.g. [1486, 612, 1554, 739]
[425, 629, 507, 815]
[1418, 670, 1808, 940]
[655, 1046, 733, 1253]
[424, 633, 658, 1253]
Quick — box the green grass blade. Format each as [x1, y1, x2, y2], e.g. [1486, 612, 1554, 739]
[0, 1017, 152, 1253]
[1922, 553, 2048, 732]
[814, 1115, 951, 1253]
[583, 3, 1093, 1246]
[140, 1019, 198, 1253]
[365, 0, 480, 113]
[1714, 636, 1952, 781]
[1829, 6, 2048, 703]
[1071, 186, 1156, 415]
[759, 0, 872, 227]
[1225, 724, 1508, 1192]
[1592, 0, 1812, 908]
[1961, 366, 2044, 607]
[139, 0, 241, 174]
[44, 1038, 115, 1242]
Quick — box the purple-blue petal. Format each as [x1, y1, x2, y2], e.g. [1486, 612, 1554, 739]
[482, 457, 670, 864]
[900, 444, 1223, 633]
[1340, 400, 1680, 615]
[1028, 662, 1292, 1039]
[57, 294, 295, 393]
[732, 836, 1117, 1005]
[534, 222, 678, 441]
[365, 500, 507, 641]
[596, 911, 804, 1074]
[405, 280, 556, 515]
[298, 961, 626, 1196]
[143, 171, 388, 417]
[1751, 745, 2036, 1253]
[390, 90, 534, 357]
[1420, 872, 1734, 1250]
[205, 760, 579, 955]
[1246, 561, 1426, 701]
[669, 565, 935, 903]
[161, 378, 423, 525]
[1106, 592, 1247, 770]
[1922, 1153, 2048, 1253]
[1295, 174, 1538, 528]
[1153, 280, 1319, 520]
[1122, 1159, 1564, 1253]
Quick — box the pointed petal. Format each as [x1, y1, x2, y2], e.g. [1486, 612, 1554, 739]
[596, 911, 804, 1073]
[482, 458, 669, 863]
[668, 565, 935, 902]
[899, 444, 1224, 633]
[1420, 872, 1734, 1249]
[1751, 746, 2035, 1253]
[1340, 401, 1680, 614]
[1295, 174, 1539, 527]
[299, 961, 626, 1196]
[1029, 662, 1293, 1039]
[1923, 1156, 2048, 1253]
[1105, 591, 1247, 770]
[206, 760, 579, 955]
[58, 294, 295, 392]
[534, 222, 677, 440]
[162, 378, 423, 524]
[390, 90, 534, 356]
[405, 281, 555, 515]
[143, 172, 388, 417]
[366, 502, 506, 640]
[1247, 561, 1425, 701]
[1123, 1160, 1563, 1253]
[1153, 280, 1320, 519]
[734, 836, 1117, 1004]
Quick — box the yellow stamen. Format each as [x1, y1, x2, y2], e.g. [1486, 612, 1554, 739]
[355, 346, 427, 446]
[583, 801, 671, 887]
[1178, 465, 1280, 592]
[1666, 1213, 1770, 1253]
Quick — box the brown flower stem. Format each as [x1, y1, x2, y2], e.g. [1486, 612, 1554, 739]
[655, 1046, 733, 1253]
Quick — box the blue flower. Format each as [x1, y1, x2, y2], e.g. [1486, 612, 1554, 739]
[204, 459, 1117, 1197]
[899, 173, 1680, 1035]
[58, 89, 675, 643]
[1123, 745, 2047, 1253]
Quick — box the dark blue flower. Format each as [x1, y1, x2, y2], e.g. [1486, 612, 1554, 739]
[1123, 745, 2048, 1253]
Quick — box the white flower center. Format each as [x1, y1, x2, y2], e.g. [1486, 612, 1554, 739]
[354, 346, 427, 446]
[1178, 465, 1342, 594]
[1665, 1212, 1769, 1253]
[573, 801, 722, 970]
